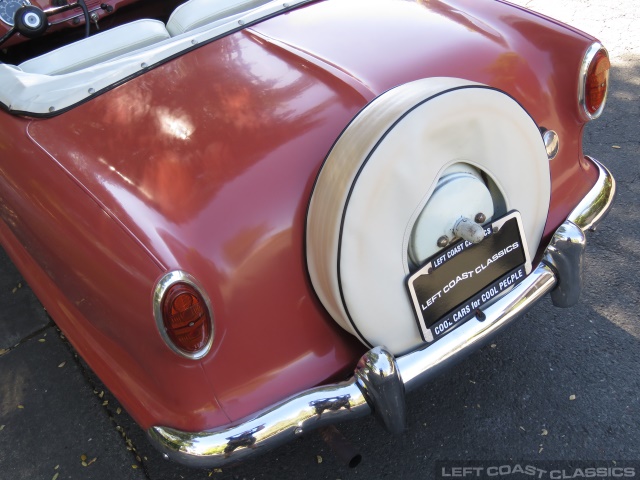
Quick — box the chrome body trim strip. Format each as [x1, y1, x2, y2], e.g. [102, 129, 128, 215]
[148, 157, 615, 468]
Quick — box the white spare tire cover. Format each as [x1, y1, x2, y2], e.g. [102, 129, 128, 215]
[306, 78, 550, 355]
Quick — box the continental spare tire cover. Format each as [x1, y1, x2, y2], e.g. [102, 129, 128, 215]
[306, 78, 550, 355]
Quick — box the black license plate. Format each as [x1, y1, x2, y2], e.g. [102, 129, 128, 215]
[406, 211, 531, 343]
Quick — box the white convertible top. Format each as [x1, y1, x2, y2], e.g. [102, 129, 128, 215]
[0, 0, 310, 115]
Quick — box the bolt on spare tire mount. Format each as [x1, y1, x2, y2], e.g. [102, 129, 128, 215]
[306, 77, 550, 355]
[410, 163, 494, 263]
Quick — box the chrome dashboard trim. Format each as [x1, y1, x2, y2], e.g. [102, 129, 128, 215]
[48, 5, 103, 26]
[148, 157, 615, 468]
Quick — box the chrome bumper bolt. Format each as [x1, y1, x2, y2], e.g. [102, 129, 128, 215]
[437, 236, 449, 248]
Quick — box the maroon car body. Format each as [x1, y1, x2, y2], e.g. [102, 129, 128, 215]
[0, 0, 615, 467]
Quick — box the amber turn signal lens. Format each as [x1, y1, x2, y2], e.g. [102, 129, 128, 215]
[162, 282, 212, 354]
[584, 48, 610, 117]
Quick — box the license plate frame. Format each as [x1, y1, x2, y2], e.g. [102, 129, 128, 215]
[406, 211, 532, 343]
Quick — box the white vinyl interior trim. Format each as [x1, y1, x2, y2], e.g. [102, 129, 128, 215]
[0, 0, 311, 115]
[167, 0, 273, 36]
[306, 78, 550, 355]
[19, 20, 170, 75]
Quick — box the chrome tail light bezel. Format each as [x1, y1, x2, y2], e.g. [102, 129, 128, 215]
[578, 42, 610, 121]
[153, 270, 215, 360]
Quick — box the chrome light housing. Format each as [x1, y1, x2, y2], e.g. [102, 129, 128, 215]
[153, 271, 214, 360]
[579, 43, 610, 120]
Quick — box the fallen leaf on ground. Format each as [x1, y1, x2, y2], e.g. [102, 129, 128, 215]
[38, 339, 46, 343]
[17, 405, 24, 409]
[132, 465, 139, 469]
[0, 425, 5, 431]
[519, 426, 525, 431]
[0, 349, 8, 356]
[612, 145, 621, 149]
[116, 407, 122, 414]
[569, 394, 576, 401]
[541, 429, 548, 436]
[317, 455, 323, 464]
[58, 362, 66, 368]
[52, 473, 59, 480]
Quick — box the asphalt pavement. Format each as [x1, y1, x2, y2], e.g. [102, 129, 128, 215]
[1, 1, 639, 479]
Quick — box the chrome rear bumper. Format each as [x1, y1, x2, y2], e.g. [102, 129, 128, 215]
[148, 157, 615, 468]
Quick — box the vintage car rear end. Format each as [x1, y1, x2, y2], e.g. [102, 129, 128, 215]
[0, 0, 614, 467]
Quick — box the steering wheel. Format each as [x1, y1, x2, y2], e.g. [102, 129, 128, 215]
[0, 0, 90, 47]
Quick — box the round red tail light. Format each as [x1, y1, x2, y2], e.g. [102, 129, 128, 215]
[154, 272, 214, 359]
[580, 44, 610, 120]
